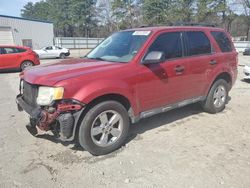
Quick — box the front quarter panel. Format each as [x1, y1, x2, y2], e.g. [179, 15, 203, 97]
[56, 78, 139, 115]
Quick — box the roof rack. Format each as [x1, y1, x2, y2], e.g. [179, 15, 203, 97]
[138, 22, 217, 28]
[139, 25, 150, 28]
[174, 22, 217, 27]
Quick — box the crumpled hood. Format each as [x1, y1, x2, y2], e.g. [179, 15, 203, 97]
[23, 58, 123, 86]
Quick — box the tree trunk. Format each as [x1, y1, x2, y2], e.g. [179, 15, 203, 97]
[247, 23, 250, 41]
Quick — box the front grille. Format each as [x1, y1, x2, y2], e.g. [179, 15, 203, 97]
[22, 81, 38, 107]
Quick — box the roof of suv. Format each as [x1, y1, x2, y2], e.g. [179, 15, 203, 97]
[125, 26, 225, 32]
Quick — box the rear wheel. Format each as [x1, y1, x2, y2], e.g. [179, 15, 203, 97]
[202, 79, 229, 114]
[78, 101, 130, 156]
[21, 61, 34, 71]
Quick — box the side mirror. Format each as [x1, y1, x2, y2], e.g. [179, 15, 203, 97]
[142, 51, 165, 65]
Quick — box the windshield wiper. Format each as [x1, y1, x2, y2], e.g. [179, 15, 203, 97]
[86, 57, 106, 61]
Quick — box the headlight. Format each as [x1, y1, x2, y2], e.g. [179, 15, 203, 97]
[37, 86, 64, 106]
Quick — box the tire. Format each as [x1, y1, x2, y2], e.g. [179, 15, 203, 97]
[59, 53, 66, 59]
[29, 117, 37, 127]
[21, 61, 34, 71]
[78, 101, 130, 156]
[202, 79, 229, 114]
[26, 118, 38, 136]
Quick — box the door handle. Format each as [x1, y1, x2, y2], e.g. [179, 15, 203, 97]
[174, 65, 185, 73]
[210, 60, 217, 65]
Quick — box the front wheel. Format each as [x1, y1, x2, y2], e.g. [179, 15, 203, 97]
[59, 53, 66, 59]
[78, 101, 130, 156]
[202, 79, 229, 114]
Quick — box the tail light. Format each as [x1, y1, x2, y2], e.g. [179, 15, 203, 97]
[29, 50, 39, 58]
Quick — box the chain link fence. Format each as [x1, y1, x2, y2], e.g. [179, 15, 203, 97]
[54, 37, 104, 49]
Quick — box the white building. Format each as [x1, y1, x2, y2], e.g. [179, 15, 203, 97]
[0, 15, 54, 49]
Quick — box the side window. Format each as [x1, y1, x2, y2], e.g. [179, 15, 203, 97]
[16, 48, 27, 53]
[186, 31, 211, 56]
[148, 32, 182, 60]
[211, 31, 232, 52]
[3, 48, 17, 54]
[45, 46, 53, 50]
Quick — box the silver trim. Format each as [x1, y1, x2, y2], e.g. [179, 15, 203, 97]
[140, 96, 205, 119]
[90, 110, 123, 147]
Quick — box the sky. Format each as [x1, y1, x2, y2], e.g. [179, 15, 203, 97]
[0, 0, 40, 17]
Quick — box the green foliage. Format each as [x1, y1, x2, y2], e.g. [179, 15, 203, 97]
[142, 0, 174, 25]
[21, 0, 95, 37]
[20, 0, 249, 38]
[21, 1, 51, 20]
[111, 0, 141, 29]
[195, 0, 228, 22]
[171, 0, 196, 22]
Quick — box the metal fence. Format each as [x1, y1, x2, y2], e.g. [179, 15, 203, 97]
[54, 37, 104, 49]
[55, 37, 250, 52]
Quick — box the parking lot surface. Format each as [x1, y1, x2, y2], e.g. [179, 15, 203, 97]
[0, 55, 250, 188]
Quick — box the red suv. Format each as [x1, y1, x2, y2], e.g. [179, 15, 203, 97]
[0, 45, 40, 71]
[16, 25, 238, 155]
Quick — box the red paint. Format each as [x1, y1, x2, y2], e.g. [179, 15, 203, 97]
[57, 103, 82, 112]
[37, 110, 57, 131]
[37, 103, 83, 131]
[0, 45, 40, 70]
[22, 26, 238, 116]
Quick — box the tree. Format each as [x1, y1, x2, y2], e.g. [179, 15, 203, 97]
[20, 0, 250, 39]
[142, 0, 174, 25]
[171, 0, 196, 22]
[111, 0, 142, 30]
[196, 0, 224, 22]
[21, 2, 36, 18]
[21, 1, 51, 21]
[21, 0, 95, 37]
[242, 0, 250, 40]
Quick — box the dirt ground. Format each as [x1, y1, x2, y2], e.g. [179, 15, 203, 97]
[0, 54, 250, 188]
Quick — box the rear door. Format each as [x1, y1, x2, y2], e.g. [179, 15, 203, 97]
[210, 31, 237, 71]
[182, 31, 215, 98]
[137, 31, 192, 111]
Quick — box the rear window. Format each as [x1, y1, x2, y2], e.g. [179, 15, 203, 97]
[56, 46, 62, 49]
[17, 48, 27, 53]
[186, 31, 211, 56]
[211, 31, 232, 52]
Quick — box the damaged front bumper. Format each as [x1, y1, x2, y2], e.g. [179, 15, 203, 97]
[16, 94, 85, 141]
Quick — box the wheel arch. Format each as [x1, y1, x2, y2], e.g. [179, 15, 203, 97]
[20, 60, 34, 69]
[213, 72, 232, 87]
[73, 93, 137, 143]
[206, 72, 232, 95]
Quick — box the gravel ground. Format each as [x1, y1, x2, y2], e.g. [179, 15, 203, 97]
[0, 54, 250, 188]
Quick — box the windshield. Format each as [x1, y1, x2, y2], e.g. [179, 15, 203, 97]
[86, 31, 151, 63]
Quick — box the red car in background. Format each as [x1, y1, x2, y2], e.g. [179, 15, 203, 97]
[0, 46, 40, 71]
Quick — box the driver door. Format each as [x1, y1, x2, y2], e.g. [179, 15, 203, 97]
[43, 46, 53, 58]
[137, 31, 191, 111]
